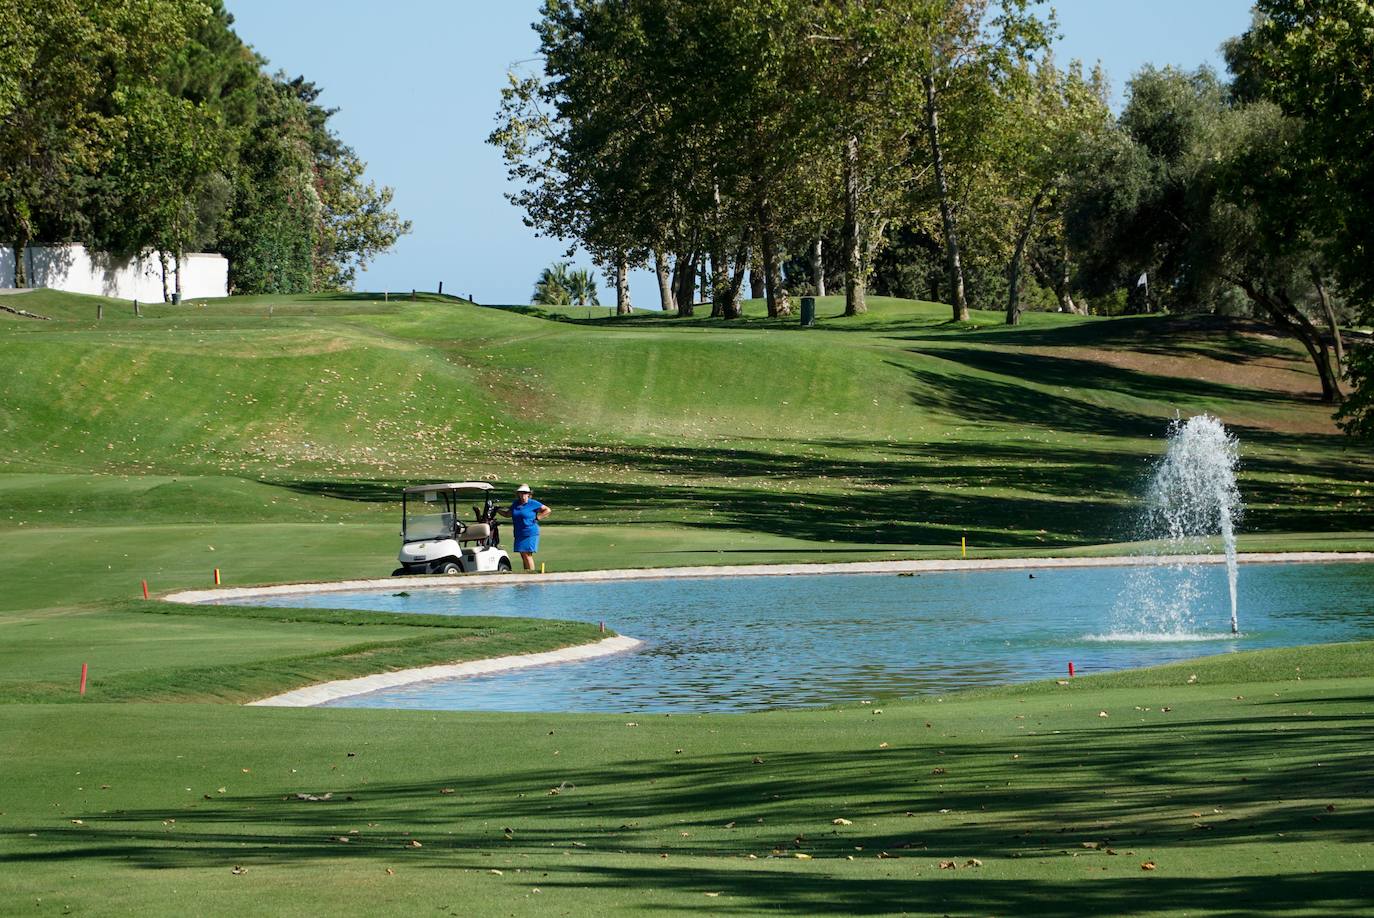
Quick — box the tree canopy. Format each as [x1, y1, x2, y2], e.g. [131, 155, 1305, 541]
[0, 0, 409, 296]
[493, 0, 1372, 435]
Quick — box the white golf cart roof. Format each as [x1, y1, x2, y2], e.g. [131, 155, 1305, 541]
[403, 481, 495, 494]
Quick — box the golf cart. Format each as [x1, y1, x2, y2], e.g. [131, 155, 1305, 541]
[393, 482, 512, 575]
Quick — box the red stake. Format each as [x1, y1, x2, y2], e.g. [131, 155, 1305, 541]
[214, 568, 221, 586]
[1068, 661, 1075, 677]
[141, 579, 149, 600]
[80, 663, 88, 696]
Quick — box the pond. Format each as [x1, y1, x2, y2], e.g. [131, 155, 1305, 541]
[229, 562, 1374, 713]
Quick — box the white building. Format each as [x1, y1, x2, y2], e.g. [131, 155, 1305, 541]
[0, 243, 228, 301]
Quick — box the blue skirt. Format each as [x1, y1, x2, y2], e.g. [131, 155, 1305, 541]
[514, 531, 539, 553]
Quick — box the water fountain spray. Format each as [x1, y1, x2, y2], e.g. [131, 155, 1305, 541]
[1143, 415, 1244, 632]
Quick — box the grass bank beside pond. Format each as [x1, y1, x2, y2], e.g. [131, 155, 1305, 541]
[3, 642, 1371, 916]
[0, 601, 607, 705]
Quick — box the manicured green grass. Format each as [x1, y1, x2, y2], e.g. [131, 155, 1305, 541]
[0, 601, 607, 704]
[2, 646, 1371, 915]
[3, 289, 1372, 914]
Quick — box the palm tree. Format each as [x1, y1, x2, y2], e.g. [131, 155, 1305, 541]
[532, 262, 573, 305]
[565, 267, 600, 306]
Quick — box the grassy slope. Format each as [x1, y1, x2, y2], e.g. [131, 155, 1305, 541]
[3, 289, 1373, 914]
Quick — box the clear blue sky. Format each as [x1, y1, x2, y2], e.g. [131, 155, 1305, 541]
[224, 0, 1256, 305]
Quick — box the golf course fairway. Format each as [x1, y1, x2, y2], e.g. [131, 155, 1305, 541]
[3, 290, 1372, 915]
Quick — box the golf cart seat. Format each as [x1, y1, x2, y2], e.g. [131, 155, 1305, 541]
[457, 523, 491, 542]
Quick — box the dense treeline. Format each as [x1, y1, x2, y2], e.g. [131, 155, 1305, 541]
[0, 0, 408, 297]
[492, 0, 1372, 434]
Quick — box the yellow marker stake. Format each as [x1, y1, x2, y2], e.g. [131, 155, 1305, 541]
[961, 536, 966, 558]
[540, 562, 546, 574]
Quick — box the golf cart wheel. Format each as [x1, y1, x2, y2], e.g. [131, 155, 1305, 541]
[497, 557, 512, 572]
[391, 568, 407, 577]
[438, 561, 462, 575]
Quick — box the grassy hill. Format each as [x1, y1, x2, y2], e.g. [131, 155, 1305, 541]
[3, 289, 1370, 585]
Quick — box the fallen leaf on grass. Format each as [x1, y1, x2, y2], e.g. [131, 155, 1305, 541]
[1081, 841, 1099, 849]
[1141, 861, 1156, 871]
[833, 818, 853, 826]
[705, 892, 721, 897]
[1326, 804, 1336, 813]
[231, 865, 246, 876]
[939, 860, 958, 869]
[489, 869, 503, 876]
[293, 792, 332, 802]
[384, 868, 394, 876]
[1098, 711, 1109, 718]
[965, 858, 983, 867]
[407, 840, 422, 848]
[752, 756, 765, 765]
[723, 821, 736, 829]
[439, 788, 455, 795]
[794, 852, 812, 859]
[878, 742, 890, 749]
[931, 767, 946, 776]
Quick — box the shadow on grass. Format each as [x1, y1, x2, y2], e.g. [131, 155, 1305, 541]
[910, 346, 1297, 406]
[8, 695, 1371, 918]
[261, 431, 1374, 548]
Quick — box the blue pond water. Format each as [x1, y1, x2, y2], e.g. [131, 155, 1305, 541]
[233, 562, 1374, 713]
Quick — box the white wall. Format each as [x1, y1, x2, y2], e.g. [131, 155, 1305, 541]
[0, 244, 228, 300]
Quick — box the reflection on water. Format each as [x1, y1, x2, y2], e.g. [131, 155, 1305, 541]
[226, 562, 1374, 713]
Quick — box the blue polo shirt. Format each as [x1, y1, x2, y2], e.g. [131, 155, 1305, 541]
[509, 499, 545, 538]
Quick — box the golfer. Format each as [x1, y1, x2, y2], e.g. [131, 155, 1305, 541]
[498, 484, 550, 571]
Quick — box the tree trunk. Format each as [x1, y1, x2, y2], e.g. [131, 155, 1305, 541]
[654, 250, 675, 311]
[759, 199, 787, 318]
[710, 249, 729, 318]
[1310, 267, 1344, 379]
[1028, 249, 1082, 315]
[1237, 276, 1342, 402]
[11, 240, 25, 287]
[724, 243, 749, 319]
[842, 135, 866, 316]
[1006, 190, 1045, 326]
[615, 254, 631, 315]
[924, 73, 967, 321]
[812, 236, 825, 297]
[159, 251, 170, 303]
[1058, 250, 1081, 314]
[174, 252, 183, 301]
[674, 251, 696, 317]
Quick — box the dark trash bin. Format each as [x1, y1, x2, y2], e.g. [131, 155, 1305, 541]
[800, 296, 816, 327]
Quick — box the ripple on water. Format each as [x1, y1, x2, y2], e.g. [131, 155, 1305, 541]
[220, 562, 1374, 713]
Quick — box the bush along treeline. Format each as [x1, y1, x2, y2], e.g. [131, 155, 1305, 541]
[0, 0, 410, 297]
[491, 0, 1372, 433]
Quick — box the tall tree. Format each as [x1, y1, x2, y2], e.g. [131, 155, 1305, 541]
[0, 0, 209, 285]
[1227, 0, 1374, 433]
[910, 0, 1050, 321]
